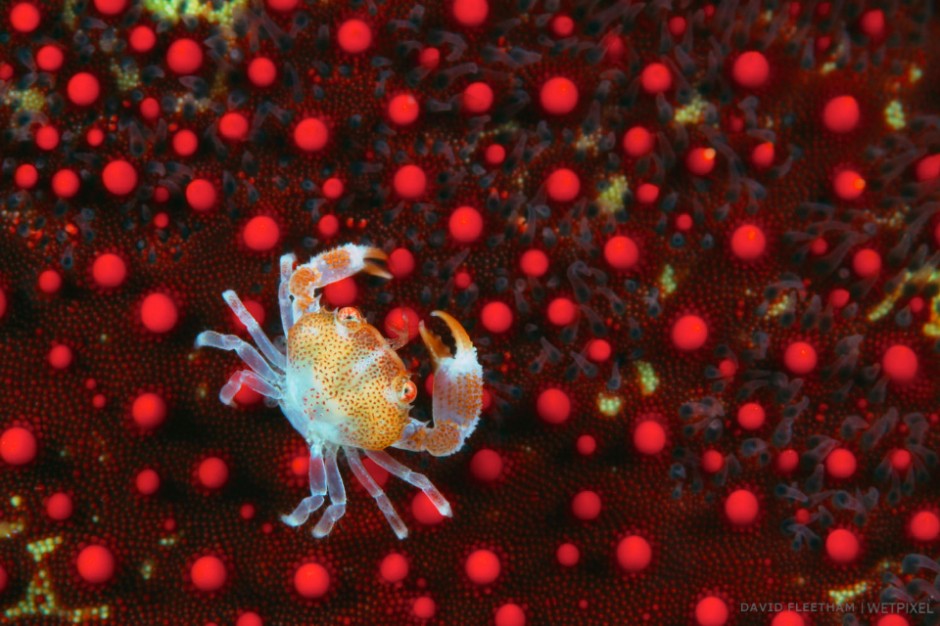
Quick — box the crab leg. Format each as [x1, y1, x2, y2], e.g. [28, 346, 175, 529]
[365, 450, 452, 518]
[345, 447, 408, 540]
[394, 311, 483, 457]
[278, 253, 297, 335]
[222, 290, 286, 370]
[288, 244, 391, 313]
[195, 330, 280, 383]
[312, 446, 347, 538]
[282, 444, 326, 528]
[219, 370, 281, 406]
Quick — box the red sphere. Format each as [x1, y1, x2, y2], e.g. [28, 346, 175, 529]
[616, 535, 652, 572]
[77, 544, 115, 584]
[167, 38, 203, 75]
[191, 556, 227, 592]
[449, 206, 484, 243]
[671, 315, 709, 351]
[536, 388, 571, 425]
[604, 235, 639, 270]
[1, 426, 37, 465]
[882, 344, 918, 383]
[825, 528, 859, 564]
[102, 160, 138, 196]
[465, 549, 500, 585]
[823, 95, 860, 133]
[540, 77, 578, 115]
[724, 489, 760, 526]
[633, 420, 666, 455]
[732, 51, 769, 88]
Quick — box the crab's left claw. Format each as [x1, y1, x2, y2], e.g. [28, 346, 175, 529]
[408, 311, 483, 457]
[361, 247, 392, 280]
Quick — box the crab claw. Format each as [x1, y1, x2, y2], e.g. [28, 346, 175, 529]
[412, 311, 484, 457]
[360, 247, 392, 280]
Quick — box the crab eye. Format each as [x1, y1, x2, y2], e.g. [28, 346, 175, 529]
[400, 380, 417, 403]
[338, 307, 362, 323]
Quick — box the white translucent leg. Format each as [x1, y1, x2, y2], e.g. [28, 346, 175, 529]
[364, 450, 452, 517]
[195, 331, 280, 383]
[282, 444, 326, 527]
[345, 447, 408, 539]
[278, 253, 298, 333]
[312, 446, 347, 537]
[222, 290, 286, 371]
[219, 370, 281, 406]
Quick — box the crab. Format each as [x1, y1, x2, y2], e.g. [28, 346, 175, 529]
[194, 244, 483, 539]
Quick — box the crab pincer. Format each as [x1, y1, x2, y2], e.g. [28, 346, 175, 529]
[402, 311, 484, 457]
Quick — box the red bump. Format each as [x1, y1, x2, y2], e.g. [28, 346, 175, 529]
[387, 248, 415, 278]
[318, 215, 339, 239]
[35, 125, 59, 150]
[384, 307, 419, 343]
[547, 297, 577, 326]
[198, 456, 229, 490]
[388, 93, 419, 126]
[15, 163, 38, 189]
[640, 62, 672, 94]
[910, 511, 940, 542]
[411, 491, 445, 525]
[379, 553, 409, 583]
[771, 611, 805, 626]
[462, 82, 493, 114]
[636, 183, 659, 204]
[94, 0, 127, 15]
[825, 528, 859, 564]
[128, 26, 156, 53]
[736, 402, 765, 430]
[540, 77, 578, 115]
[102, 160, 138, 196]
[452, 0, 488, 27]
[135, 468, 160, 495]
[393, 164, 427, 199]
[449, 206, 484, 243]
[77, 544, 115, 584]
[571, 490, 601, 521]
[732, 51, 769, 88]
[470, 448, 503, 482]
[294, 563, 330, 599]
[322, 177, 344, 199]
[186, 179, 217, 212]
[617, 535, 652, 572]
[48, 344, 73, 370]
[916, 154, 940, 182]
[701, 450, 724, 474]
[833, 169, 866, 200]
[166, 38, 203, 75]
[247, 57, 277, 87]
[751, 142, 775, 168]
[141, 292, 178, 333]
[686, 147, 717, 176]
[623, 126, 654, 158]
[38, 269, 62, 294]
[882, 344, 918, 383]
[266, 0, 298, 12]
[236, 612, 263, 626]
[823, 95, 860, 133]
[337, 19, 371, 54]
[485, 144, 505, 165]
[604, 235, 639, 270]
[243, 216, 280, 252]
[695, 596, 729, 626]
[191, 555, 227, 592]
[724, 489, 759, 526]
[784, 341, 817, 375]
[323, 277, 357, 307]
[173, 129, 199, 157]
[556, 542, 580, 567]
[465, 549, 500, 585]
[587, 339, 611, 362]
[671, 315, 708, 351]
[519, 249, 549, 277]
[730, 224, 766, 260]
[0, 426, 37, 465]
[294, 118, 329, 152]
[481, 301, 513, 334]
[633, 420, 666, 455]
[219, 112, 249, 141]
[52, 169, 80, 198]
[93, 253, 127, 288]
[495, 603, 526, 626]
[412, 596, 436, 619]
[46, 492, 73, 520]
[536, 388, 570, 425]
[545, 168, 580, 202]
[776, 449, 799, 474]
[132, 392, 166, 430]
[67, 72, 99, 106]
[10, 3, 41, 33]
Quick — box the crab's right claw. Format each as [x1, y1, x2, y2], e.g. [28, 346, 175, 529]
[415, 311, 483, 457]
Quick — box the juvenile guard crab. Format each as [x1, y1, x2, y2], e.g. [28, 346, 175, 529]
[195, 244, 483, 539]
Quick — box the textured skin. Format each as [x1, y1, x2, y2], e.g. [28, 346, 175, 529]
[287, 309, 411, 450]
